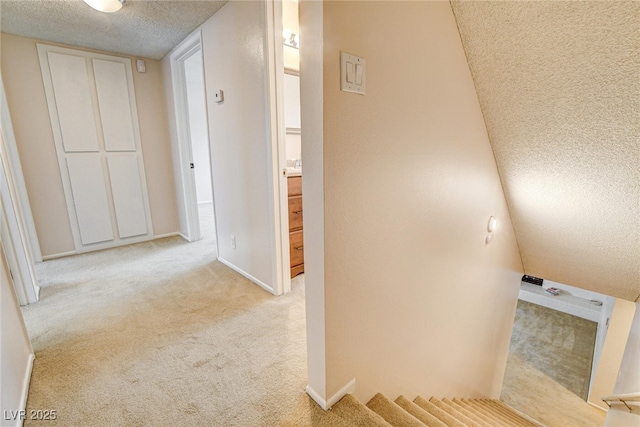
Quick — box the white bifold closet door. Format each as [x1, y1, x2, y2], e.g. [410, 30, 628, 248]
[38, 44, 154, 253]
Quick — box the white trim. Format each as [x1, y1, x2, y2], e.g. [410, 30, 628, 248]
[153, 232, 181, 240]
[41, 233, 183, 259]
[169, 31, 203, 243]
[264, 0, 291, 297]
[306, 378, 356, 410]
[41, 251, 77, 261]
[218, 257, 274, 294]
[19, 354, 35, 419]
[587, 401, 608, 413]
[0, 76, 42, 263]
[0, 132, 40, 305]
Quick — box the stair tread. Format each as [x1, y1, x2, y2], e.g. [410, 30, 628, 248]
[462, 399, 513, 427]
[444, 398, 494, 427]
[450, 398, 497, 427]
[430, 397, 483, 427]
[473, 399, 532, 427]
[395, 396, 449, 427]
[367, 393, 426, 427]
[414, 396, 467, 427]
[332, 394, 394, 427]
[484, 400, 544, 427]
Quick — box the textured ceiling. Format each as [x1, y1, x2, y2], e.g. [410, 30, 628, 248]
[451, 1, 640, 301]
[0, 0, 227, 60]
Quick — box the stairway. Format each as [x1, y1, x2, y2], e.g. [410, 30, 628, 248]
[328, 393, 546, 427]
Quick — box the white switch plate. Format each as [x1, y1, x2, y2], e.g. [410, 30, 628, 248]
[340, 51, 365, 95]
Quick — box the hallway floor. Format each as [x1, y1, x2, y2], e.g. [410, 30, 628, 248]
[502, 347, 607, 426]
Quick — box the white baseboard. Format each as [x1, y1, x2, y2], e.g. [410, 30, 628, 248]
[154, 232, 181, 240]
[306, 378, 356, 410]
[217, 257, 274, 295]
[41, 250, 76, 261]
[41, 233, 183, 260]
[12, 353, 36, 427]
[587, 400, 608, 412]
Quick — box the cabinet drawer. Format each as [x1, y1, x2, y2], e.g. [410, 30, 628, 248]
[288, 176, 302, 197]
[288, 196, 303, 230]
[289, 230, 304, 267]
[291, 264, 304, 278]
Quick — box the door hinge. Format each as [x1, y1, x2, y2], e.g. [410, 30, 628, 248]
[190, 163, 195, 169]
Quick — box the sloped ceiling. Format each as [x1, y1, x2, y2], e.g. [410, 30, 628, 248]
[451, 1, 639, 301]
[0, 0, 227, 60]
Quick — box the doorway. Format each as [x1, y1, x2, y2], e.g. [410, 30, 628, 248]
[170, 32, 218, 251]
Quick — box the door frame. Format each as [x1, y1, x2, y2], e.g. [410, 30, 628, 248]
[264, 0, 291, 295]
[170, 31, 218, 249]
[0, 75, 42, 264]
[0, 76, 40, 305]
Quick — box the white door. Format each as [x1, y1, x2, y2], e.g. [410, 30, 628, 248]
[38, 44, 154, 253]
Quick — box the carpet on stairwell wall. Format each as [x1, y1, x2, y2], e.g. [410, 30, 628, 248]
[508, 300, 597, 401]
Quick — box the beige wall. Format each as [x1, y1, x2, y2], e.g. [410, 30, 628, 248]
[0, 33, 179, 257]
[321, 1, 523, 402]
[283, 0, 300, 70]
[1, 245, 34, 425]
[590, 298, 637, 410]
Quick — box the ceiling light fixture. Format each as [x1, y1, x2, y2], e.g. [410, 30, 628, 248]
[83, 0, 125, 13]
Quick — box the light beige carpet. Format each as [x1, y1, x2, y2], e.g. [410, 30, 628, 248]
[509, 300, 597, 400]
[21, 236, 346, 426]
[501, 353, 606, 427]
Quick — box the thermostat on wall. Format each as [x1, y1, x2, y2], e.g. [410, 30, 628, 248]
[136, 59, 146, 73]
[214, 90, 224, 103]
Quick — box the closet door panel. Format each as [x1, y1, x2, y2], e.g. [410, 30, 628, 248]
[93, 59, 136, 152]
[107, 156, 148, 239]
[66, 156, 114, 245]
[47, 52, 99, 152]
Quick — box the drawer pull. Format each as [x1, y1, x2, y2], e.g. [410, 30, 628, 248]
[294, 210, 303, 215]
[295, 246, 304, 251]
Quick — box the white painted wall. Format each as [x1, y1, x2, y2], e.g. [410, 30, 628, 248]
[590, 298, 637, 411]
[0, 245, 34, 426]
[184, 52, 213, 205]
[163, 1, 275, 290]
[316, 1, 523, 403]
[299, 0, 326, 405]
[284, 73, 301, 162]
[604, 303, 640, 426]
[283, 0, 299, 71]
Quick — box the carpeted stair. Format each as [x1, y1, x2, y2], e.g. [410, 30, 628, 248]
[329, 393, 546, 427]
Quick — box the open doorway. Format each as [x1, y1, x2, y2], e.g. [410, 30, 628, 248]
[183, 51, 215, 242]
[170, 32, 218, 251]
[282, 0, 304, 280]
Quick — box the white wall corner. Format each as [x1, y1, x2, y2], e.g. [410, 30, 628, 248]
[217, 257, 274, 295]
[306, 378, 356, 411]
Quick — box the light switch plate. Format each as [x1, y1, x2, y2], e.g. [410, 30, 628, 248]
[340, 51, 365, 95]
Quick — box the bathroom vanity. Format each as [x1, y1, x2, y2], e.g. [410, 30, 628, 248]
[287, 174, 304, 278]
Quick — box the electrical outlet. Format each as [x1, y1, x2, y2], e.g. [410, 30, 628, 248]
[231, 235, 236, 249]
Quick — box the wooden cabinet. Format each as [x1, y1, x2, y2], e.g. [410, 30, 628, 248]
[288, 176, 304, 278]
